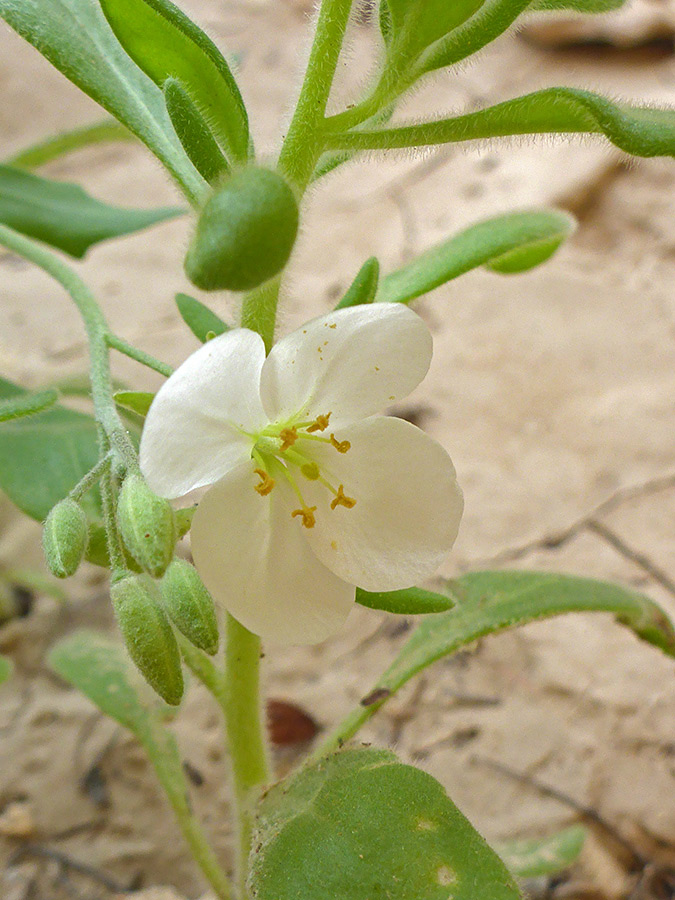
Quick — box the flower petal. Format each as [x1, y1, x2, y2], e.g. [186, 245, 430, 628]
[190, 462, 355, 645]
[140, 330, 266, 499]
[259, 304, 432, 425]
[300, 416, 463, 591]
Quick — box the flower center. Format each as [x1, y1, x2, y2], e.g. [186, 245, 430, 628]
[250, 412, 356, 528]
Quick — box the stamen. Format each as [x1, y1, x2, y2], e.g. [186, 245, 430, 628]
[307, 412, 331, 433]
[254, 468, 275, 496]
[278, 426, 298, 451]
[330, 433, 351, 453]
[330, 484, 356, 510]
[291, 506, 317, 528]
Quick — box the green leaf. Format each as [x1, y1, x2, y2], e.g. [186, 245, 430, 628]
[0, 389, 59, 423]
[99, 0, 249, 164]
[0, 165, 182, 258]
[356, 585, 454, 615]
[175, 293, 229, 343]
[163, 78, 229, 184]
[496, 826, 586, 879]
[249, 747, 521, 900]
[0, 655, 12, 685]
[335, 257, 380, 309]
[114, 390, 155, 417]
[0, 0, 205, 203]
[381, 0, 485, 67]
[318, 571, 675, 751]
[327, 88, 675, 159]
[0, 375, 100, 521]
[377, 210, 575, 304]
[6, 120, 135, 170]
[532, 0, 626, 10]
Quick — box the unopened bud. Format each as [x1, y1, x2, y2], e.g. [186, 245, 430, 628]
[111, 574, 184, 705]
[42, 498, 88, 578]
[161, 559, 219, 656]
[184, 166, 299, 292]
[117, 474, 176, 578]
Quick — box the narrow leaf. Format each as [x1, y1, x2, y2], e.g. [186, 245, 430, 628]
[0, 655, 12, 685]
[0, 0, 204, 203]
[317, 571, 675, 753]
[175, 293, 229, 343]
[335, 257, 380, 309]
[496, 826, 586, 879]
[532, 0, 627, 9]
[0, 375, 100, 521]
[0, 165, 182, 258]
[327, 88, 675, 159]
[163, 78, 229, 184]
[0, 389, 59, 423]
[377, 210, 575, 304]
[114, 391, 155, 417]
[99, 0, 249, 163]
[250, 747, 521, 900]
[382, 0, 484, 67]
[356, 585, 454, 615]
[7, 120, 134, 170]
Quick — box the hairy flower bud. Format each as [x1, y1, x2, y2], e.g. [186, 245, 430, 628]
[117, 474, 176, 578]
[160, 559, 219, 656]
[42, 498, 88, 578]
[111, 574, 184, 705]
[184, 166, 299, 292]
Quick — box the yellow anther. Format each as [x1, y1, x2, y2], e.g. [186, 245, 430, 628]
[329, 433, 351, 453]
[279, 426, 298, 451]
[291, 506, 317, 528]
[301, 462, 320, 480]
[330, 485, 356, 510]
[253, 468, 275, 496]
[307, 412, 331, 433]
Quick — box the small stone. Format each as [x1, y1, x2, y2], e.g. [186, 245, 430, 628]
[0, 801, 35, 838]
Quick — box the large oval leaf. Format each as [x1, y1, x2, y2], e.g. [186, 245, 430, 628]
[249, 747, 521, 900]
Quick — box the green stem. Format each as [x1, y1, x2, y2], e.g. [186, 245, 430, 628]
[68, 451, 113, 502]
[106, 333, 174, 377]
[7, 120, 134, 170]
[223, 614, 269, 899]
[150, 743, 234, 900]
[239, 276, 281, 353]
[0, 225, 137, 470]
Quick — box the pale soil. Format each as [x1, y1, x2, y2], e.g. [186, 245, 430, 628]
[0, 2, 674, 899]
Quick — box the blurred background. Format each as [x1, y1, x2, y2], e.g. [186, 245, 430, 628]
[0, 1, 674, 898]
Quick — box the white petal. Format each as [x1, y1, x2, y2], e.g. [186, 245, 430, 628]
[140, 330, 266, 499]
[259, 304, 432, 425]
[190, 462, 355, 645]
[300, 416, 463, 591]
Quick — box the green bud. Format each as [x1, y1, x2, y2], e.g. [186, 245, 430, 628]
[117, 474, 176, 578]
[160, 559, 219, 656]
[42, 498, 88, 578]
[111, 574, 184, 706]
[184, 166, 299, 292]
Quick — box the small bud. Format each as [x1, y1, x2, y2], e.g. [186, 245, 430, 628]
[184, 166, 299, 292]
[160, 559, 219, 656]
[117, 474, 176, 578]
[111, 574, 184, 705]
[42, 498, 88, 578]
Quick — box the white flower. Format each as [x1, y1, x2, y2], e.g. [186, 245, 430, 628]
[139, 304, 463, 644]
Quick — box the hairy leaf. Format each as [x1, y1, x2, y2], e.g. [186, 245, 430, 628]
[0, 165, 182, 258]
[356, 585, 454, 615]
[7, 121, 134, 170]
[0, 655, 12, 685]
[114, 391, 155, 417]
[0, 0, 204, 202]
[0, 389, 59, 423]
[377, 210, 575, 304]
[250, 747, 521, 900]
[99, 0, 249, 163]
[327, 88, 675, 159]
[163, 78, 229, 184]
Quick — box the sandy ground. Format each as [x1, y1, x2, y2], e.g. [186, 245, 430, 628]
[0, 2, 674, 898]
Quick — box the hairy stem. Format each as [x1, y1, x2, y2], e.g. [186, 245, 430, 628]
[222, 614, 270, 898]
[107, 333, 174, 377]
